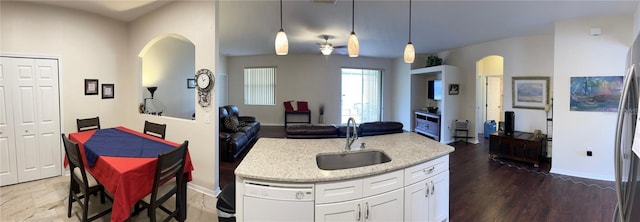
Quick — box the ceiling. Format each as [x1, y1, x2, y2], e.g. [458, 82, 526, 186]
[24, 0, 637, 59]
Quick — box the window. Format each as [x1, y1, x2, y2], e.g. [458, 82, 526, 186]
[244, 67, 276, 105]
[341, 68, 382, 123]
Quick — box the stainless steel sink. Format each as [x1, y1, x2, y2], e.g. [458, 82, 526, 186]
[316, 150, 391, 170]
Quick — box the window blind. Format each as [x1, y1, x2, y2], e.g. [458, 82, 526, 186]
[244, 67, 276, 105]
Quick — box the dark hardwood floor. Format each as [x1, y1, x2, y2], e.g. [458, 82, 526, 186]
[220, 126, 617, 221]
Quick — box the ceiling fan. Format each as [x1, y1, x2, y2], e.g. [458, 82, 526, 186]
[317, 35, 346, 55]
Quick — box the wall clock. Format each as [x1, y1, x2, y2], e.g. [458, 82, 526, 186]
[195, 68, 214, 107]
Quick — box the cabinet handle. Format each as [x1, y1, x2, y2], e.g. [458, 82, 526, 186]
[431, 181, 435, 195]
[365, 202, 369, 220]
[425, 182, 430, 197]
[357, 203, 361, 221]
[424, 166, 435, 174]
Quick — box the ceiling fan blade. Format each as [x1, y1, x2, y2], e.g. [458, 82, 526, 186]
[333, 45, 347, 49]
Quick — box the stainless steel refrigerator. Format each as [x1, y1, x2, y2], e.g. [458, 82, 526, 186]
[614, 33, 640, 222]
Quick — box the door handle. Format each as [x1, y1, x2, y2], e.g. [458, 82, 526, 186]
[431, 181, 435, 195]
[615, 64, 635, 220]
[357, 203, 361, 221]
[365, 202, 369, 220]
[425, 182, 430, 197]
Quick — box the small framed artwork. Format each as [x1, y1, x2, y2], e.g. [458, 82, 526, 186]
[84, 79, 99, 95]
[512, 76, 550, 109]
[102, 84, 114, 99]
[449, 84, 459, 95]
[187, 78, 196, 89]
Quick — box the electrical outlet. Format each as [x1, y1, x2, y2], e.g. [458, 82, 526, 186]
[587, 151, 593, 156]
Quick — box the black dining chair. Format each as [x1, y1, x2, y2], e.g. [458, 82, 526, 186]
[77, 117, 101, 132]
[61, 133, 112, 221]
[144, 121, 167, 139]
[138, 141, 188, 222]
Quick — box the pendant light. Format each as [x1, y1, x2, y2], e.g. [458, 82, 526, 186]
[348, 0, 359, 57]
[404, 0, 415, 63]
[275, 0, 288, 55]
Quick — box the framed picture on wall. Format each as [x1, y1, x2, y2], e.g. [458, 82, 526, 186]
[187, 78, 196, 89]
[449, 84, 459, 95]
[512, 76, 549, 109]
[84, 79, 99, 95]
[102, 84, 114, 99]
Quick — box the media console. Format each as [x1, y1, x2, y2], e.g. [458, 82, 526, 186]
[489, 131, 547, 167]
[415, 111, 440, 141]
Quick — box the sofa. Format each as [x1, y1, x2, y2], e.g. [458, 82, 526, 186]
[219, 105, 260, 162]
[286, 121, 404, 139]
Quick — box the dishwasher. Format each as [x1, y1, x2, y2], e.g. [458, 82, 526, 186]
[243, 181, 314, 221]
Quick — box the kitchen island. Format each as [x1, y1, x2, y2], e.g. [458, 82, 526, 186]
[234, 132, 455, 221]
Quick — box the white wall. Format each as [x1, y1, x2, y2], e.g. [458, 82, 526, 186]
[226, 55, 393, 126]
[438, 35, 555, 138]
[1, 1, 129, 133]
[551, 15, 632, 180]
[390, 58, 412, 131]
[128, 1, 218, 194]
[634, 1, 640, 38]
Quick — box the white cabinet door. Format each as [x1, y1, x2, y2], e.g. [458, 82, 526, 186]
[315, 199, 361, 222]
[363, 188, 403, 222]
[404, 180, 429, 222]
[429, 171, 449, 222]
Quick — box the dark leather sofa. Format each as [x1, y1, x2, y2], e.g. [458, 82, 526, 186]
[219, 105, 260, 162]
[286, 121, 404, 139]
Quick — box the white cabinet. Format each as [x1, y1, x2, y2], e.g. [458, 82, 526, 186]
[0, 57, 61, 186]
[404, 155, 450, 222]
[316, 170, 404, 222]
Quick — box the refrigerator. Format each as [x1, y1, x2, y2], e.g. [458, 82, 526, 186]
[615, 33, 640, 222]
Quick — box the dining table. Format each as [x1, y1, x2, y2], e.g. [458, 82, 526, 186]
[67, 126, 194, 222]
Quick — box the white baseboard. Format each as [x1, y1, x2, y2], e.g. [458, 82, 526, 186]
[187, 183, 220, 197]
[550, 168, 614, 181]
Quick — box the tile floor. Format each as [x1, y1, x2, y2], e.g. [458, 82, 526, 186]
[0, 175, 220, 221]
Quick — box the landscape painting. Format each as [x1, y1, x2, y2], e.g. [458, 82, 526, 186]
[570, 76, 623, 112]
[512, 77, 549, 109]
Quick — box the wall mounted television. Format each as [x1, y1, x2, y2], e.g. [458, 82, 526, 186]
[428, 80, 443, 100]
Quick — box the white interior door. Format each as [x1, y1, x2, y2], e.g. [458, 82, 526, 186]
[2, 57, 60, 184]
[486, 76, 503, 122]
[0, 58, 18, 186]
[33, 59, 61, 179]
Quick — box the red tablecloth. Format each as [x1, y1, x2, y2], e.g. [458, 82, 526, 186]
[68, 126, 194, 222]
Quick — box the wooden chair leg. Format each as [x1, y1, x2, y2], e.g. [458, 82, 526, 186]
[100, 188, 105, 204]
[82, 196, 90, 222]
[67, 187, 73, 218]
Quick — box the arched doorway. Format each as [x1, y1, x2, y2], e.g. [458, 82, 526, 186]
[475, 55, 504, 138]
[138, 34, 196, 120]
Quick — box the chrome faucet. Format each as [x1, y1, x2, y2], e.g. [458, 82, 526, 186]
[346, 117, 358, 150]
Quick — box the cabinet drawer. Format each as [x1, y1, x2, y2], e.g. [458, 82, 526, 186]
[316, 178, 363, 204]
[362, 170, 403, 197]
[404, 155, 449, 185]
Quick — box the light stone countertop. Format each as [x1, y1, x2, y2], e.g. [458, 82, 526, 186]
[234, 132, 455, 183]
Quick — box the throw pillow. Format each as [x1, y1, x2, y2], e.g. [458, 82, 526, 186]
[224, 116, 240, 132]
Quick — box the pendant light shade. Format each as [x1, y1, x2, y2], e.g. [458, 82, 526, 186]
[275, 0, 288, 55]
[348, 32, 359, 57]
[404, 42, 415, 63]
[404, 0, 414, 63]
[348, 0, 359, 57]
[275, 29, 288, 55]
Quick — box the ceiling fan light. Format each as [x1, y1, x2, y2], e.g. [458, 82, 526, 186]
[348, 32, 359, 57]
[404, 42, 415, 63]
[320, 45, 333, 55]
[275, 29, 288, 55]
